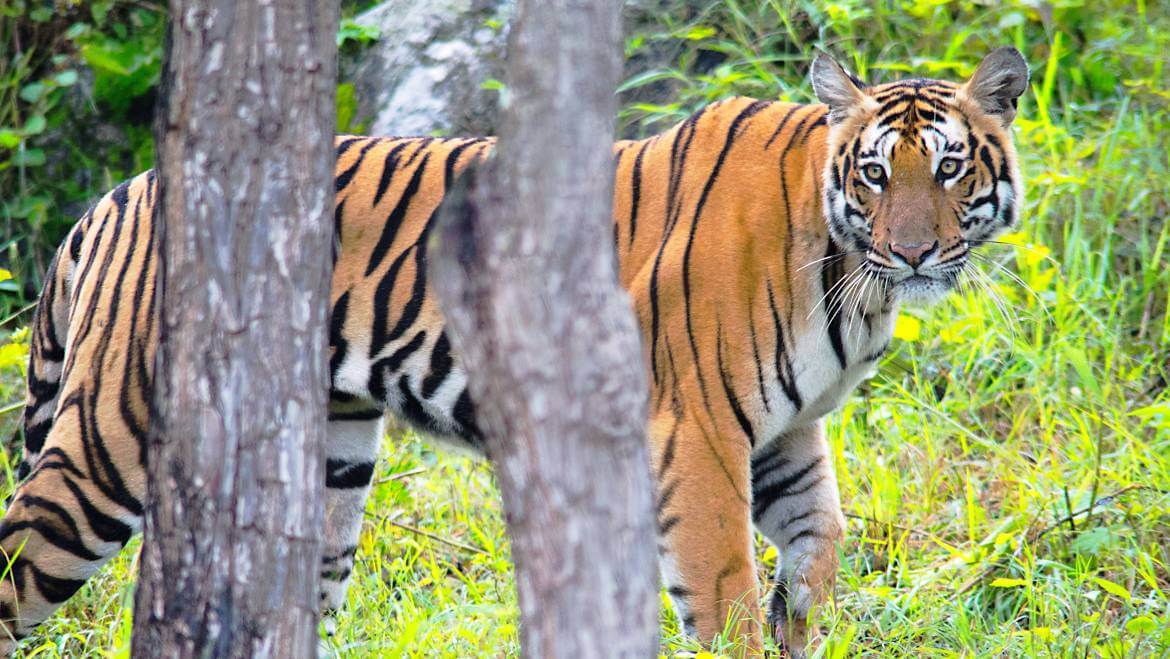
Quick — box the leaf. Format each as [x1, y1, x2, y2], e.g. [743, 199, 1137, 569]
[335, 82, 357, 133]
[761, 545, 778, 563]
[1064, 345, 1102, 398]
[64, 22, 87, 40]
[1021, 243, 1051, 268]
[893, 314, 921, 341]
[1092, 577, 1131, 601]
[990, 577, 1028, 588]
[617, 69, 689, 93]
[998, 232, 1029, 246]
[0, 269, 11, 283]
[1012, 627, 1054, 640]
[0, 130, 19, 149]
[19, 82, 45, 103]
[683, 26, 716, 40]
[1130, 403, 1170, 423]
[0, 342, 29, 370]
[80, 44, 132, 75]
[1125, 615, 1157, 634]
[337, 18, 380, 47]
[22, 115, 46, 136]
[54, 70, 79, 87]
[13, 148, 46, 167]
[1071, 527, 1118, 556]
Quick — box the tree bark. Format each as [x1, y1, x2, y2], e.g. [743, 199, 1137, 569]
[132, 2, 337, 657]
[430, 1, 658, 657]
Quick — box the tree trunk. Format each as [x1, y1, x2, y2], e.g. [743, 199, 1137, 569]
[430, 0, 658, 657]
[132, 2, 337, 657]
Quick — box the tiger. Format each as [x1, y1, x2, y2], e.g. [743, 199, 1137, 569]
[0, 48, 1027, 655]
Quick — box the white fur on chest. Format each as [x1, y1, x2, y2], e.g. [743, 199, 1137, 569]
[753, 306, 895, 441]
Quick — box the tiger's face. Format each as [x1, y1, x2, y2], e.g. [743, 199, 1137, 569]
[813, 48, 1029, 304]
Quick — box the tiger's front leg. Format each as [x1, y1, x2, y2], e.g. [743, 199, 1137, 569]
[318, 398, 384, 640]
[750, 421, 845, 658]
[651, 410, 763, 654]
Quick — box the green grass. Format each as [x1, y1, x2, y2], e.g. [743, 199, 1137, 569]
[1, 0, 1169, 657]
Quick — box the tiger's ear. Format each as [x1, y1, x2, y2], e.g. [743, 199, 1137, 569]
[963, 47, 1029, 126]
[810, 52, 866, 124]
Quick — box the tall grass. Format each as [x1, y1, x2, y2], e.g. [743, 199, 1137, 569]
[0, 0, 1167, 657]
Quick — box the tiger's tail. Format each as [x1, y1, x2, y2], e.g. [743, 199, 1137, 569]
[15, 222, 82, 480]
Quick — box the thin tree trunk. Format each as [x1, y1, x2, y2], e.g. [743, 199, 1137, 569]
[430, 0, 658, 656]
[132, 2, 337, 657]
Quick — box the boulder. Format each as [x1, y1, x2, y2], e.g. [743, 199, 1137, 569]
[343, 0, 704, 138]
[343, 0, 509, 138]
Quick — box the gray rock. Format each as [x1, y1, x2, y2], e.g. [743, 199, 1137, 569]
[343, 0, 510, 138]
[343, 0, 705, 138]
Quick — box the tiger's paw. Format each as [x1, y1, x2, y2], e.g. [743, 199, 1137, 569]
[766, 585, 816, 659]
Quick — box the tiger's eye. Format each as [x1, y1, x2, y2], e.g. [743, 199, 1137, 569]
[863, 163, 886, 184]
[938, 158, 960, 176]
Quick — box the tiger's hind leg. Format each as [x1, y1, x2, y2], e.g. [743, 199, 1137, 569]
[318, 396, 384, 639]
[0, 394, 144, 654]
[750, 422, 845, 658]
[652, 411, 763, 654]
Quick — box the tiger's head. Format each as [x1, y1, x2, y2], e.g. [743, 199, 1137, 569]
[813, 48, 1029, 304]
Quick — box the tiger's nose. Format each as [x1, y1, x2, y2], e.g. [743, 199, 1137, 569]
[888, 240, 938, 268]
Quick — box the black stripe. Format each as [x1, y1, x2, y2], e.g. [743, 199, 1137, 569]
[368, 246, 416, 358]
[320, 566, 352, 582]
[421, 332, 452, 399]
[379, 245, 428, 350]
[787, 527, 826, 545]
[335, 136, 364, 159]
[396, 375, 438, 432]
[0, 497, 101, 562]
[656, 478, 680, 516]
[748, 304, 771, 414]
[365, 152, 431, 277]
[21, 419, 51, 456]
[327, 408, 383, 422]
[627, 140, 649, 249]
[322, 545, 358, 564]
[367, 331, 427, 402]
[69, 223, 85, 261]
[798, 109, 828, 144]
[325, 459, 376, 489]
[372, 141, 412, 207]
[30, 562, 86, 604]
[61, 476, 133, 546]
[779, 509, 819, 531]
[657, 421, 678, 478]
[334, 139, 377, 192]
[658, 515, 681, 535]
[765, 104, 803, 149]
[329, 290, 351, 378]
[766, 282, 802, 409]
[716, 327, 755, 446]
[750, 444, 789, 483]
[752, 457, 823, 520]
[819, 239, 848, 369]
[452, 388, 480, 440]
